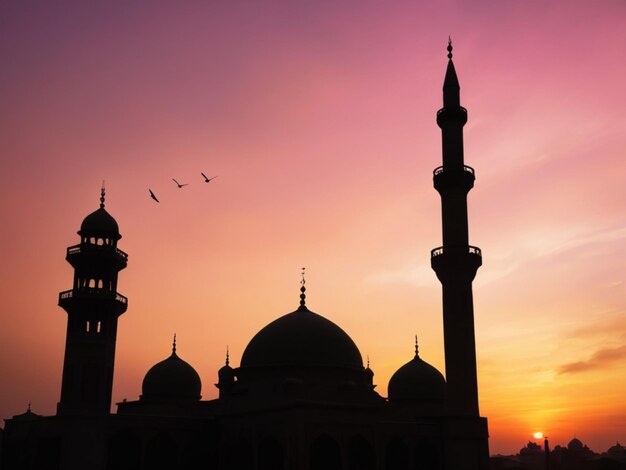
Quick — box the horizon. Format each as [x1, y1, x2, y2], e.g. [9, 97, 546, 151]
[1, 1, 625, 456]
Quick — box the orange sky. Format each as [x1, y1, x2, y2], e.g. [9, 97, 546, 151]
[0, 1, 625, 455]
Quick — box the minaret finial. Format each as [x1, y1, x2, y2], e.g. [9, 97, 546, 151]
[172, 333, 177, 354]
[225, 345, 230, 366]
[414, 335, 419, 357]
[299, 267, 307, 308]
[100, 181, 106, 209]
[27, 402, 31, 412]
[367, 355, 370, 368]
[447, 36, 453, 60]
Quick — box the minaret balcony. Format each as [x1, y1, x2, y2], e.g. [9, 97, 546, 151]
[66, 244, 128, 270]
[431, 245, 482, 281]
[433, 165, 475, 193]
[436, 106, 467, 127]
[58, 289, 128, 315]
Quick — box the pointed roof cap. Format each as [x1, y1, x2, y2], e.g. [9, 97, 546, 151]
[444, 38, 460, 90]
[79, 186, 120, 238]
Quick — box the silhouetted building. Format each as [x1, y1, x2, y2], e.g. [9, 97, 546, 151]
[490, 438, 626, 470]
[1, 44, 490, 470]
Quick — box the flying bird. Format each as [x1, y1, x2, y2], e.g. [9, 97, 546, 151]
[172, 178, 189, 188]
[201, 172, 218, 183]
[149, 189, 159, 203]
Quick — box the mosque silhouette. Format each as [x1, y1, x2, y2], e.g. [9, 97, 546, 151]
[0, 43, 490, 470]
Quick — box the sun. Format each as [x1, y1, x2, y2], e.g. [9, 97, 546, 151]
[533, 432, 544, 439]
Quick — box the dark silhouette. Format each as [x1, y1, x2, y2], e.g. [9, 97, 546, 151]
[57, 185, 127, 416]
[201, 172, 217, 183]
[149, 188, 159, 202]
[172, 178, 189, 188]
[1, 43, 493, 470]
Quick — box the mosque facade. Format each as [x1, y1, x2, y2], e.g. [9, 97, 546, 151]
[0, 45, 490, 470]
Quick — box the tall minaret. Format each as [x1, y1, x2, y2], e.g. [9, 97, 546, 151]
[431, 40, 482, 417]
[57, 187, 128, 415]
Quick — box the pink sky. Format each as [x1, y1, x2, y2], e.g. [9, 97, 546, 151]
[1, 1, 625, 455]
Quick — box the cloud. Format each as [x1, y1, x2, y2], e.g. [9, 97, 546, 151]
[565, 315, 626, 340]
[558, 344, 626, 374]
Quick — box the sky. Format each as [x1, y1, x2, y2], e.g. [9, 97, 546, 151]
[1, 0, 625, 456]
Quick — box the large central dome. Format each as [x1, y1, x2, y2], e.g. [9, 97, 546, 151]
[240, 305, 363, 370]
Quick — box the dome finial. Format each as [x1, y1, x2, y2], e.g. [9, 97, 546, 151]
[447, 36, 453, 60]
[172, 333, 177, 354]
[27, 402, 31, 412]
[414, 335, 419, 358]
[100, 181, 106, 209]
[299, 267, 307, 308]
[367, 355, 370, 368]
[225, 345, 230, 366]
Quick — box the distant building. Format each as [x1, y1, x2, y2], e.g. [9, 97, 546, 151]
[1, 44, 490, 470]
[490, 438, 626, 470]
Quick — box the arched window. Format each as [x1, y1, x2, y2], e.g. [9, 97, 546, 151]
[107, 428, 141, 470]
[311, 434, 342, 470]
[385, 438, 409, 470]
[145, 431, 178, 470]
[89, 279, 96, 288]
[97, 238, 104, 246]
[348, 435, 375, 470]
[259, 436, 284, 470]
[182, 430, 218, 470]
[414, 439, 440, 470]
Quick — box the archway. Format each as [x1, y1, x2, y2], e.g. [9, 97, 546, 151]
[311, 434, 342, 470]
[385, 438, 409, 470]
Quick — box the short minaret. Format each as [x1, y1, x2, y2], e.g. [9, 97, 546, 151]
[431, 41, 482, 417]
[57, 187, 128, 415]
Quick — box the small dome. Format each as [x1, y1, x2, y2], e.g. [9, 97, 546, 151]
[388, 342, 445, 403]
[142, 344, 201, 402]
[218, 349, 235, 383]
[79, 188, 120, 237]
[218, 363, 235, 382]
[240, 306, 363, 370]
[568, 438, 584, 451]
[12, 404, 41, 422]
[80, 207, 120, 236]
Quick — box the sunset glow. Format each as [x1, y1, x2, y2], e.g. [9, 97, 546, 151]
[1, 1, 625, 456]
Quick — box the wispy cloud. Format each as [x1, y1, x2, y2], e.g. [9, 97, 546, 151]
[565, 315, 626, 340]
[558, 345, 626, 374]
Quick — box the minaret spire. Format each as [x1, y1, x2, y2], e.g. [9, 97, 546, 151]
[432, 40, 482, 417]
[443, 40, 461, 110]
[100, 181, 106, 209]
[299, 267, 307, 309]
[172, 333, 177, 354]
